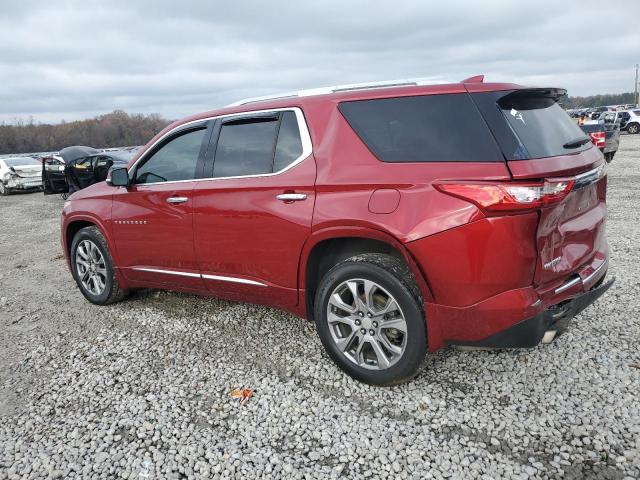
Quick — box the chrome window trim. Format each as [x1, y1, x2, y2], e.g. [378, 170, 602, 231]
[128, 107, 312, 186]
[131, 267, 267, 287]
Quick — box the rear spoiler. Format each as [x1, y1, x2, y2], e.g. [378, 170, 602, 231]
[500, 88, 567, 102]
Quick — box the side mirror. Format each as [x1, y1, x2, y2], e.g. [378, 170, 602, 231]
[107, 167, 130, 187]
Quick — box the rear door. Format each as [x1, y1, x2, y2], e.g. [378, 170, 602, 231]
[192, 108, 315, 307]
[472, 89, 607, 287]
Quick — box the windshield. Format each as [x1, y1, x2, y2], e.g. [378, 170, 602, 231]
[3, 157, 40, 167]
[498, 94, 591, 159]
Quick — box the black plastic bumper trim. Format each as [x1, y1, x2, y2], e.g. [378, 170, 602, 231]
[449, 276, 615, 349]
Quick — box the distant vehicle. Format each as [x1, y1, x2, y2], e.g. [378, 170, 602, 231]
[42, 146, 132, 198]
[620, 109, 640, 134]
[580, 120, 620, 162]
[0, 156, 43, 195]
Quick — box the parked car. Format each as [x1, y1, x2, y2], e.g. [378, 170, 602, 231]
[42, 146, 131, 198]
[0, 156, 43, 195]
[580, 118, 620, 162]
[59, 77, 613, 385]
[620, 109, 640, 134]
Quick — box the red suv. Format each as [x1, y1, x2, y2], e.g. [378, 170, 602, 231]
[58, 76, 614, 385]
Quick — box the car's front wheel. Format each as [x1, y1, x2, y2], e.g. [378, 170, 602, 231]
[0, 183, 10, 196]
[314, 253, 427, 386]
[627, 122, 639, 134]
[70, 226, 127, 305]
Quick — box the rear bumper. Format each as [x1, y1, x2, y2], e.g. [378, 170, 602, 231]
[5, 178, 43, 190]
[424, 251, 612, 352]
[449, 275, 614, 348]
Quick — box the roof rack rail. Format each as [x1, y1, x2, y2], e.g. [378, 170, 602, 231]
[226, 77, 452, 107]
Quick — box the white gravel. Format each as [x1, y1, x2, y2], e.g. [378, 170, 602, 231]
[1, 136, 639, 479]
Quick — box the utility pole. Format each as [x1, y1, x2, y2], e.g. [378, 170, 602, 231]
[635, 64, 639, 107]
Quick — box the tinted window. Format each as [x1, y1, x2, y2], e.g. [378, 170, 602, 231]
[213, 118, 279, 178]
[135, 128, 206, 184]
[273, 111, 303, 171]
[338, 94, 502, 162]
[497, 94, 590, 159]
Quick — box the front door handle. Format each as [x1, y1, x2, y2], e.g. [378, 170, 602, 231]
[166, 196, 188, 204]
[276, 193, 307, 202]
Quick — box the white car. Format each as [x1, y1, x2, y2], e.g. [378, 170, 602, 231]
[620, 109, 640, 134]
[0, 156, 43, 196]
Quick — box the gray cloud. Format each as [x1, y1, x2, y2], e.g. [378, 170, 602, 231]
[1, 0, 638, 123]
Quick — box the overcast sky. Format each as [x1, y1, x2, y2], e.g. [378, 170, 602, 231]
[1, 0, 638, 124]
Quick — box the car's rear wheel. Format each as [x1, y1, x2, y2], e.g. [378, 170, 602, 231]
[71, 226, 127, 305]
[314, 253, 427, 386]
[627, 123, 639, 134]
[0, 183, 10, 196]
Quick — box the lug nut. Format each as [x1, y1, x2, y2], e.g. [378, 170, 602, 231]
[355, 319, 361, 326]
[367, 312, 372, 318]
[360, 328, 367, 334]
[369, 329, 375, 336]
[358, 311, 364, 317]
[372, 321, 378, 328]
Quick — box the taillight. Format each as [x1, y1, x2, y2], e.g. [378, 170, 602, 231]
[588, 131, 606, 149]
[434, 178, 575, 214]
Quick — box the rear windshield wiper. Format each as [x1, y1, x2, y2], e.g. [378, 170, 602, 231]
[563, 136, 591, 149]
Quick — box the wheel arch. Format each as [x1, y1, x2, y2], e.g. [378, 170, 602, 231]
[298, 226, 434, 322]
[63, 215, 128, 289]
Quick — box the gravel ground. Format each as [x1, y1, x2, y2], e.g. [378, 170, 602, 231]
[0, 136, 639, 480]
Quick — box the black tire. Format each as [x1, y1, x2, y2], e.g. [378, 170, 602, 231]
[0, 183, 10, 196]
[627, 123, 639, 135]
[314, 253, 427, 386]
[70, 226, 127, 305]
[605, 152, 614, 163]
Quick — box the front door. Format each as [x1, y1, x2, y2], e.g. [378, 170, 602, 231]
[112, 122, 211, 290]
[192, 109, 315, 307]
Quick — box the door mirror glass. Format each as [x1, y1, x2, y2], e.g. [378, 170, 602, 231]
[109, 167, 129, 187]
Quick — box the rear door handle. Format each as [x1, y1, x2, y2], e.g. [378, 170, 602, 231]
[166, 196, 188, 204]
[276, 193, 307, 202]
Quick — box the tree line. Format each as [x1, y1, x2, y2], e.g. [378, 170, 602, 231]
[562, 92, 637, 109]
[0, 111, 171, 155]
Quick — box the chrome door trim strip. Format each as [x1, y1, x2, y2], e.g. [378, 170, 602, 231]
[128, 107, 313, 186]
[132, 267, 201, 278]
[131, 267, 268, 287]
[201, 274, 267, 287]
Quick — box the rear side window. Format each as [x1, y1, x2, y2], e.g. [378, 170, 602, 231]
[212, 110, 305, 178]
[274, 111, 303, 171]
[213, 118, 279, 178]
[338, 94, 502, 162]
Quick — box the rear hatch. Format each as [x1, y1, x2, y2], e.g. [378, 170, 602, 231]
[471, 88, 607, 287]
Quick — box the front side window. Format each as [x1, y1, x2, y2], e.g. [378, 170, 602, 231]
[135, 127, 206, 184]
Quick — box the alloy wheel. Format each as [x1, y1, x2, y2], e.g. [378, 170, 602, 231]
[75, 240, 107, 296]
[326, 278, 407, 370]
